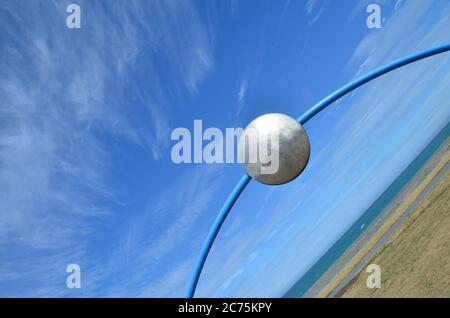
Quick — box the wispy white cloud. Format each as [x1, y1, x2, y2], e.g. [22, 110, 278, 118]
[238, 79, 248, 102]
[0, 0, 215, 296]
[79, 165, 229, 297]
[236, 77, 248, 115]
[304, 0, 327, 25]
[305, 0, 319, 15]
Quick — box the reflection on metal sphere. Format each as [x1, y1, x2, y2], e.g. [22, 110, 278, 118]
[238, 113, 310, 185]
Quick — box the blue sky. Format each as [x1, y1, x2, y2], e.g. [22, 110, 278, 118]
[0, 0, 449, 297]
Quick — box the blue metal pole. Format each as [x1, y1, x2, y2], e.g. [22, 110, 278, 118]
[187, 174, 251, 298]
[187, 43, 450, 298]
[297, 43, 450, 124]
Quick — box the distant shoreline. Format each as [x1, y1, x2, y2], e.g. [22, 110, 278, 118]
[284, 123, 450, 298]
[315, 139, 450, 298]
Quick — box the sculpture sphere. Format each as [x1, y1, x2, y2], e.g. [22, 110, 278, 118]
[238, 113, 310, 185]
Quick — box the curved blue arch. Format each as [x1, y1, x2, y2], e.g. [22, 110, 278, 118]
[187, 43, 450, 298]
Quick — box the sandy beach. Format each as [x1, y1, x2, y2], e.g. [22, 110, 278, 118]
[313, 138, 450, 298]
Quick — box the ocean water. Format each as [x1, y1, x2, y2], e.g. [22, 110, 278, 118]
[284, 122, 450, 297]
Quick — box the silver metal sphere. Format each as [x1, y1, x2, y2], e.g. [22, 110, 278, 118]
[238, 113, 310, 185]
